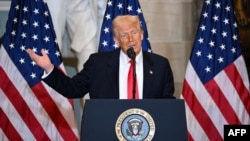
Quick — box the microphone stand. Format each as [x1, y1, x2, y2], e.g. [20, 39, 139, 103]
[132, 58, 136, 99]
[127, 47, 137, 99]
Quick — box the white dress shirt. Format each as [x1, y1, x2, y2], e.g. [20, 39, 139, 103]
[119, 49, 143, 99]
[42, 49, 144, 99]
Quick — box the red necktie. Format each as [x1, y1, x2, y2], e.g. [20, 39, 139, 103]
[127, 59, 139, 99]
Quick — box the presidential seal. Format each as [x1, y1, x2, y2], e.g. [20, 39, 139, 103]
[115, 108, 155, 141]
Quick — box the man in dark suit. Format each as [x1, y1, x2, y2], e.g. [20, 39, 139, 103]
[26, 15, 175, 99]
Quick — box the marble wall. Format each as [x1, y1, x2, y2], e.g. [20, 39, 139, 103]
[140, 0, 197, 98]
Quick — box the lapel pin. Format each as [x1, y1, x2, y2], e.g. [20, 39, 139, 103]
[149, 70, 153, 75]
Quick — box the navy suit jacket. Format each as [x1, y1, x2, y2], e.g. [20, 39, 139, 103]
[44, 49, 175, 99]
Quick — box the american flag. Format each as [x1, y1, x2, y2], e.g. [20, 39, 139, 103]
[0, 0, 79, 140]
[98, 0, 151, 52]
[181, 0, 250, 140]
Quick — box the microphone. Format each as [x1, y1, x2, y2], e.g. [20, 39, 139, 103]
[127, 47, 136, 60]
[126, 47, 137, 99]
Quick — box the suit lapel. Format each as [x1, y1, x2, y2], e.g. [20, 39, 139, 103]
[104, 50, 154, 99]
[105, 50, 120, 99]
[142, 52, 154, 98]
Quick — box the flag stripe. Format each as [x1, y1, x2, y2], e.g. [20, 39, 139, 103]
[185, 61, 228, 131]
[42, 79, 77, 130]
[0, 0, 79, 140]
[182, 79, 223, 140]
[0, 47, 62, 140]
[234, 56, 250, 89]
[180, 97, 210, 141]
[215, 60, 250, 124]
[0, 129, 9, 141]
[205, 78, 241, 124]
[184, 59, 250, 140]
[187, 131, 195, 141]
[0, 109, 23, 141]
[225, 62, 250, 116]
[0, 90, 36, 141]
[0, 67, 51, 141]
[182, 0, 250, 140]
[0, 47, 77, 140]
[31, 83, 78, 141]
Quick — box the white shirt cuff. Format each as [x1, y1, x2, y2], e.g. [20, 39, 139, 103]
[41, 65, 54, 79]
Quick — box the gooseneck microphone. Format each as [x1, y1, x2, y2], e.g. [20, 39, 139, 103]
[126, 47, 137, 99]
[127, 47, 136, 60]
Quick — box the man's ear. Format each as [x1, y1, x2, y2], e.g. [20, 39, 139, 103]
[113, 37, 119, 46]
[141, 32, 144, 40]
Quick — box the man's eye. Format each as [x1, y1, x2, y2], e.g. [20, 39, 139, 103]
[131, 31, 137, 34]
[120, 34, 128, 38]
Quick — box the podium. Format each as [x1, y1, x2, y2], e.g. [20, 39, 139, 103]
[81, 99, 187, 141]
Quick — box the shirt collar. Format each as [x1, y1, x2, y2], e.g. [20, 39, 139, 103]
[120, 49, 142, 64]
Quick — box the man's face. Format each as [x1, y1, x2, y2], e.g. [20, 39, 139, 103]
[114, 22, 143, 55]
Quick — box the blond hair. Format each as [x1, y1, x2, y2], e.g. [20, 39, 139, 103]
[112, 15, 142, 38]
